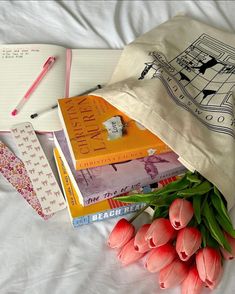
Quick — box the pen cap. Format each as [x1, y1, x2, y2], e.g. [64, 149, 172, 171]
[43, 56, 56, 69]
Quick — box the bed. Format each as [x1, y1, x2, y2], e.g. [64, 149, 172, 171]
[0, 1, 235, 293]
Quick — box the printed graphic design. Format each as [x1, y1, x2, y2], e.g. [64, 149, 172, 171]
[11, 122, 66, 215]
[139, 34, 235, 138]
[0, 141, 52, 220]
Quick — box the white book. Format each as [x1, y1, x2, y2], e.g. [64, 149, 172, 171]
[0, 44, 121, 132]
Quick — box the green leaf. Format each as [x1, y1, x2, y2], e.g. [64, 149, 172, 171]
[186, 173, 202, 185]
[214, 186, 225, 200]
[199, 224, 207, 247]
[211, 189, 231, 223]
[153, 174, 189, 197]
[201, 221, 219, 249]
[187, 216, 198, 227]
[177, 180, 212, 197]
[202, 202, 231, 252]
[114, 193, 157, 203]
[216, 213, 235, 238]
[115, 174, 189, 205]
[153, 206, 168, 219]
[193, 194, 202, 224]
[151, 193, 179, 207]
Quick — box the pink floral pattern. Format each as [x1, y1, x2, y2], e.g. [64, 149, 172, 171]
[0, 141, 52, 220]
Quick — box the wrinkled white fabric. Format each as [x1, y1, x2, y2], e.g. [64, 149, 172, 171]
[0, 1, 235, 294]
[94, 15, 235, 209]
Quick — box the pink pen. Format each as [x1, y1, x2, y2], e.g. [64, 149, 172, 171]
[11, 56, 56, 116]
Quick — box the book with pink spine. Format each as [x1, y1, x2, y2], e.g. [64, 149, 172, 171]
[54, 147, 179, 228]
[54, 130, 186, 207]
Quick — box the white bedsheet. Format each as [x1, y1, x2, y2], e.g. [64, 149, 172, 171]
[0, 1, 235, 293]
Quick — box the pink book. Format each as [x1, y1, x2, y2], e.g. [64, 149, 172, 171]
[54, 130, 186, 206]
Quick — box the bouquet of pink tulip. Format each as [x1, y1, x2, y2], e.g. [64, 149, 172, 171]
[107, 171, 235, 293]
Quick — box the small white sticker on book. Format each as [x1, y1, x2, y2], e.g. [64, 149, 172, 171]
[147, 148, 156, 156]
[103, 115, 124, 140]
[11, 122, 66, 215]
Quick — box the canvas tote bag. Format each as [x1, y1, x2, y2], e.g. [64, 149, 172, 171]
[93, 15, 235, 209]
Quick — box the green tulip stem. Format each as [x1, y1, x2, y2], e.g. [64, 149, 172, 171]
[129, 203, 150, 223]
[200, 192, 209, 212]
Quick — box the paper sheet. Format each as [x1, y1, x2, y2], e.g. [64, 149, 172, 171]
[0, 44, 66, 132]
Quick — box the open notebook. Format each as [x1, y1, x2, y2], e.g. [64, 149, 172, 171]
[0, 44, 121, 132]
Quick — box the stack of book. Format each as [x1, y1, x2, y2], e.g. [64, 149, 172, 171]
[54, 94, 187, 227]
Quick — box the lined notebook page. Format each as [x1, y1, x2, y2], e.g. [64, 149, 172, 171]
[69, 49, 121, 96]
[0, 44, 67, 132]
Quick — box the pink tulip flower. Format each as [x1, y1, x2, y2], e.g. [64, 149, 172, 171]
[220, 232, 235, 260]
[181, 266, 203, 294]
[159, 259, 189, 289]
[205, 266, 223, 290]
[176, 227, 202, 261]
[196, 247, 222, 288]
[145, 243, 177, 272]
[169, 198, 194, 230]
[107, 218, 135, 249]
[117, 237, 145, 266]
[134, 224, 151, 253]
[145, 218, 175, 248]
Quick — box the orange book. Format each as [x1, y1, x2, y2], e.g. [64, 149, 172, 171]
[58, 95, 171, 170]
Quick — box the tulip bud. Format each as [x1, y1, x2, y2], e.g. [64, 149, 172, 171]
[118, 238, 145, 266]
[145, 243, 176, 272]
[220, 232, 235, 260]
[107, 218, 135, 249]
[145, 218, 175, 248]
[196, 247, 222, 287]
[134, 224, 151, 253]
[159, 259, 188, 289]
[205, 266, 223, 290]
[169, 198, 194, 230]
[181, 266, 203, 294]
[176, 227, 202, 261]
